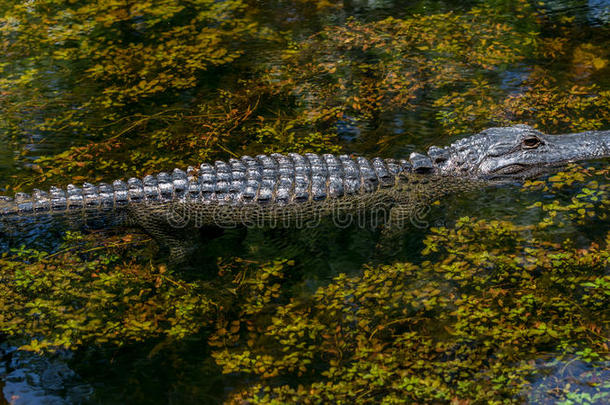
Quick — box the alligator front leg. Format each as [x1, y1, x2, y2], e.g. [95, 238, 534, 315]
[375, 203, 431, 258]
[126, 204, 199, 264]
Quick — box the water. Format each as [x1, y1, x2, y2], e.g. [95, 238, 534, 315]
[0, 0, 609, 403]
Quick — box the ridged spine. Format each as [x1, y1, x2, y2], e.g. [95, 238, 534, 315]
[0, 152, 433, 216]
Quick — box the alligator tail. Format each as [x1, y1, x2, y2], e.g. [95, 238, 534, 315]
[0, 167, 195, 218]
[0, 181, 130, 217]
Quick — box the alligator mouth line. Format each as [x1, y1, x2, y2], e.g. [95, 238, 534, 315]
[489, 156, 601, 179]
[493, 164, 528, 175]
[488, 163, 561, 180]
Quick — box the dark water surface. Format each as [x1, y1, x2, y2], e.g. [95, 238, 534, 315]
[1, 0, 609, 404]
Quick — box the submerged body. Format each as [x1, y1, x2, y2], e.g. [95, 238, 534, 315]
[1, 125, 609, 261]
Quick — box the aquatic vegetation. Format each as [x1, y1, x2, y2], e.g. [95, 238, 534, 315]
[210, 218, 609, 403]
[0, 231, 298, 353]
[0, 232, 216, 351]
[523, 165, 609, 229]
[0, 165, 607, 402]
[0, 0, 273, 188]
[0, 0, 609, 403]
[266, 1, 537, 142]
[1, 0, 608, 191]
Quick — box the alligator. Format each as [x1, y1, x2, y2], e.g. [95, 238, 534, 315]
[1, 124, 609, 262]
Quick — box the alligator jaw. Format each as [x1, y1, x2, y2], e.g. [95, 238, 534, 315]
[491, 129, 610, 179]
[442, 126, 610, 180]
[542, 130, 610, 161]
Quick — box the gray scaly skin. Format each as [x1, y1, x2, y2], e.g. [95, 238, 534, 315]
[1, 125, 609, 261]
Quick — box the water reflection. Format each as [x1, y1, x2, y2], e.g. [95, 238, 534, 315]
[589, 0, 610, 24]
[529, 357, 610, 403]
[1, 345, 92, 405]
[543, 0, 610, 25]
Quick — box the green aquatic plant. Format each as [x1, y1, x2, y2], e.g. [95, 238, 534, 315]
[0, 0, 271, 189]
[523, 165, 609, 229]
[0, 168, 607, 403]
[265, 1, 537, 143]
[0, 231, 298, 353]
[0, 0, 609, 402]
[0, 232, 217, 352]
[435, 29, 610, 135]
[265, 0, 610, 143]
[211, 218, 609, 404]
[2, 0, 609, 192]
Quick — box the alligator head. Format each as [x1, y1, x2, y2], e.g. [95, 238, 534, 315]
[434, 124, 610, 180]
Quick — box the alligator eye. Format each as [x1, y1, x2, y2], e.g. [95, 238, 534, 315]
[522, 136, 541, 149]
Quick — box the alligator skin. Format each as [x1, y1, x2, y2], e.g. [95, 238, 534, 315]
[0, 153, 435, 215]
[1, 125, 609, 262]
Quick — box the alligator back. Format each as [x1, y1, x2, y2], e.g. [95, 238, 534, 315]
[0, 152, 446, 220]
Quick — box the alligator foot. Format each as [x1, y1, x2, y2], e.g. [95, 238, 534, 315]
[128, 206, 201, 265]
[167, 239, 198, 266]
[373, 203, 430, 260]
